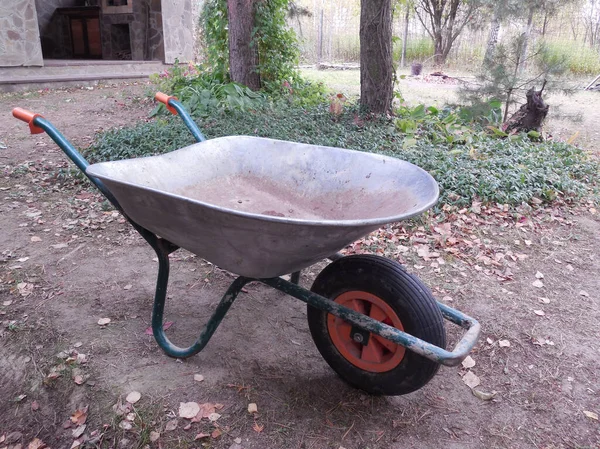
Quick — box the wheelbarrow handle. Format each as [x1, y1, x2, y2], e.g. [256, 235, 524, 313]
[12, 107, 44, 134]
[154, 92, 206, 143]
[261, 277, 481, 367]
[11, 107, 122, 209]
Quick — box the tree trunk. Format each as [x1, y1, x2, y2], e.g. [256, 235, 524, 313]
[503, 85, 549, 133]
[433, 30, 445, 64]
[518, 7, 535, 75]
[401, 5, 409, 68]
[360, 0, 393, 113]
[483, 10, 500, 66]
[227, 0, 261, 90]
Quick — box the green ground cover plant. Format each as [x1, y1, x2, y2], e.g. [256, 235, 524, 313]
[86, 101, 598, 208]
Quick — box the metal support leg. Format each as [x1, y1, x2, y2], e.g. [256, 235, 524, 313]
[150, 240, 251, 358]
[290, 271, 301, 285]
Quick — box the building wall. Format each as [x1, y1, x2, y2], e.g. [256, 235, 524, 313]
[162, 0, 194, 63]
[0, 0, 43, 66]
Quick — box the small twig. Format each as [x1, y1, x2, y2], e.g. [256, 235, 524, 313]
[341, 421, 354, 440]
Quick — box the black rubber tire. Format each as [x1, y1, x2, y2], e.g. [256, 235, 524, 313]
[307, 254, 446, 396]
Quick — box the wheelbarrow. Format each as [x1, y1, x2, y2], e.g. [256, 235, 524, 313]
[12, 93, 480, 395]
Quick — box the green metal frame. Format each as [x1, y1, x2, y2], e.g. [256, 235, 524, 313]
[20, 103, 480, 368]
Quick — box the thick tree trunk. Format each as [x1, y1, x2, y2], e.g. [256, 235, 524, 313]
[503, 85, 549, 133]
[483, 11, 500, 66]
[227, 0, 261, 90]
[434, 34, 444, 64]
[360, 0, 393, 113]
[401, 5, 409, 68]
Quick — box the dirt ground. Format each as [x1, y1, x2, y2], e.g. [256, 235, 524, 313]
[1, 83, 599, 449]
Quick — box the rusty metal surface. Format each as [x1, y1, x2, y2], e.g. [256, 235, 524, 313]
[86, 136, 439, 277]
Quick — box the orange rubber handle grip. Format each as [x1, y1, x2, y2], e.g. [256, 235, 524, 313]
[155, 92, 178, 115]
[12, 107, 44, 134]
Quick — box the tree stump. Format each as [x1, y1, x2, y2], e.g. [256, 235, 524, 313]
[503, 84, 549, 134]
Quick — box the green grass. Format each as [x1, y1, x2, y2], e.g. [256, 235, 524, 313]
[86, 102, 599, 208]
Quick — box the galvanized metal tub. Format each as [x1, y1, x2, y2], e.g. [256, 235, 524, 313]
[86, 136, 439, 278]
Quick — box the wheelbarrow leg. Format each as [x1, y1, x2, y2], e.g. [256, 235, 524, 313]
[290, 271, 301, 285]
[150, 239, 251, 358]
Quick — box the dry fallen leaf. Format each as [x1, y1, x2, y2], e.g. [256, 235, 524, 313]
[126, 391, 141, 404]
[72, 424, 86, 438]
[253, 421, 264, 433]
[192, 403, 217, 422]
[183, 423, 191, 431]
[461, 356, 476, 369]
[498, 339, 511, 348]
[234, 437, 242, 444]
[73, 375, 84, 385]
[17, 282, 34, 297]
[583, 411, 598, 420]
[31, 401, 39, 411]
[462, 371, 481, 389]
[532, 280, 544, 288]
[472, 389, 495, 401]
[211, 429, 222, 439]
[193, 374, 204, 382]
[27, 438, 46, 449]
[119, 421, 132, 430]
[179, 402, 200, 419]
[70, 408, 88, 425]
[144, 321, 174, 335]
[164, 419, 178, 431]
[194, 433, 210, 440]
[208, 412, 221, 422]
[248, 403, 258, 414]
[149, 431, 160, 442]
[97, 318, 111, 326]
[3, 300, 12, 306]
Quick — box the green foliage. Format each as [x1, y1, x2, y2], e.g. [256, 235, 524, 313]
[393, 37, 434, 63]
[541, 40, 600, 75]
[200, 0, 301, 87]
[200, 0, 229, 78]
[150, 64, 266, 117]
[460, 37, 570, 122]
[149, 0, 324, 115]
[254, 0, 301, 87]
[87, 103, 598, 208]
[85, 118, 194, 163]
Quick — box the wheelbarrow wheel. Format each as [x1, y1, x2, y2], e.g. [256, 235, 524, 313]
[307, 254, 446, 395]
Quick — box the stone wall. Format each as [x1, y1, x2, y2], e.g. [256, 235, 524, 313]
[0, 0, 43, 66]
[162, 0, 194, 64]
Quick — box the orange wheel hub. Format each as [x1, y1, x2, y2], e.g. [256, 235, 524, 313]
[327, 291, 405, 373]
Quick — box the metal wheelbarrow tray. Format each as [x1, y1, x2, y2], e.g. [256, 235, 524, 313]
[86, 136, 438, 278]
[12, 93, 480, 396]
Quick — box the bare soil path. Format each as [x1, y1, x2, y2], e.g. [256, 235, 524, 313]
[0, 83, 599, 449]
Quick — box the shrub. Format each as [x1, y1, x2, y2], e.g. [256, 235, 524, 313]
[540, 40, 600, 75]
